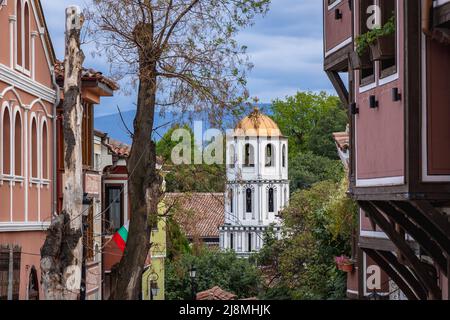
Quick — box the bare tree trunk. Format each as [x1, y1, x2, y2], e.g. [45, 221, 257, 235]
[41, 6, 85, 300]
[109, 66, 163, 299]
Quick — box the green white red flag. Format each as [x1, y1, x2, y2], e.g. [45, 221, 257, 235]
[112, 222, 129, 253]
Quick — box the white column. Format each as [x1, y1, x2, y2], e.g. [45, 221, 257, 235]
[9, 16, 16, 68]
[31, 31, 38, 80]
[24, 109, 28, 222]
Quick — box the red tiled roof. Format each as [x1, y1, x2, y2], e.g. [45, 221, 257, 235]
[54, 60, 119, 91]
[106, 137, 131, 158]
[196, 287, 237, 301]
[332, 131, 349, 152]
[165, 193, 224, 239]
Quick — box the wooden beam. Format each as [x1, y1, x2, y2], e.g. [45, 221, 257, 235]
[394, 201, 450, 257]
[359, 201, 442, 299]
[411, 201, 450, 235]
[377, 250, 428, 300]
[363, 248, 420, 300]
[373, 201, 448, 275]
[326, 70, 349, 107]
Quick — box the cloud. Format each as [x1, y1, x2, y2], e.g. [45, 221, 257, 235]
[40, 0, 335, 115]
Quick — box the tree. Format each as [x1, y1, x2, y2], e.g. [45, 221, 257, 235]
[166, 248, 262, 300]
[41, 6, 85, 300]
[254, 178, 357, 300]
[88, 0, 270, 299]
[272, 91, 347, 160]
[156, 124, 226, 192]
[289, 151, 344, 192]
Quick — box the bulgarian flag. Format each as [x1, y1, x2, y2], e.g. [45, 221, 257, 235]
[112, 222, 129, 253]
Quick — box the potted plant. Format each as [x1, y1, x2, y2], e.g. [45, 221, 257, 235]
[335, 255, 354, 273]
[355, 15, 396, 62]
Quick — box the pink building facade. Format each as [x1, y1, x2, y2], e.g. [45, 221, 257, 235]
[0, 0, 57, 300]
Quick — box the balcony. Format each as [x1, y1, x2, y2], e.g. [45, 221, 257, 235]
[324, 0, 353, 71]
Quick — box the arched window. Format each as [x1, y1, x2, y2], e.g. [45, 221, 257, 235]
[24, 2, 30, 70]
[230, 233, 234, 250]
[17, 0, 22, 67]
[244, 143, 254, 167]
[282, 145, 286, 168]
[265, 144, 275, 167]
[31, 118, 37, 178]
[2, 108, 11, 174]
[229, 189, 234, 214]
[14, 112, 22, 176]
[245, 188, 252, 213]
[42, 121, 48, 179]
[27, 266, 39, 300]
[268, 188, 274, 213]
[229, 145, 235, 168]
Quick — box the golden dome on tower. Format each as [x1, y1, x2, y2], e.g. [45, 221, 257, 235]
[234, 108, 282, 137]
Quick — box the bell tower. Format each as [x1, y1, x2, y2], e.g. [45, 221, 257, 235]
[219, 108, 289, 257]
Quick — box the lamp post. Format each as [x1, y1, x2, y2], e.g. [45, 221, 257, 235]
[148, 273, 159, 301]
[189, 266, 197, 300]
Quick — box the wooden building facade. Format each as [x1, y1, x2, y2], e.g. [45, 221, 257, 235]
[324, 0, 450, 300]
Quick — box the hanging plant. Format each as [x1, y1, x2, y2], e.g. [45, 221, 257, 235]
[355, 15, 396, 58]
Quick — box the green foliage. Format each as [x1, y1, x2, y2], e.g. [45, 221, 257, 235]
[165, 217, 192, 261]
[255, 178, 357, 300]
[356, 15, 396, 56]
[289, 151, 344, 192]
[165, 248, 262, 300]
[156, 125, 226, 193]
[271, 91, 347, 160]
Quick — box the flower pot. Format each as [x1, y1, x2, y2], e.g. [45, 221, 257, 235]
[350, 51, 372, 70]
[369, 34, 395, 61]
[338, 263, 354, 273]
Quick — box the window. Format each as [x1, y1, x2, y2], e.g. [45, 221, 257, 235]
[27, 267, 39, 300]
[230, 233, 234, 250]
[229, 145, 235, 168]
[83, 206, 94, 261]
[14, 112, 22, 176]
[82, 103, 94, 168]
[2, 108, 11, 175]
[245, 188, 252, 213]
[248, 233, 252, 252]
[244, 143, 254, 167]
[42, 121, 48, 179]
[282, 145, 286, 168]
[31, 118, 37, 178]
[105, 185, 124, 233]
[379, 0, 397, 78]
[268, 188, 275, 213]
[359, 0, 376, 85]
[229, 189, 234, 214]
[0, 246, 21, 300]
[265, 144, 274, 167]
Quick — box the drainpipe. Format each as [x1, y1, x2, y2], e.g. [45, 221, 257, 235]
[422, 0, 433, 35]
[51, 67, 61, 220]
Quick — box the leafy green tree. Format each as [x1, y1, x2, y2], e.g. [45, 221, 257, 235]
[166, 248, 263, 300]
[254, 178, 357, 300]
[156, 125, 226, 192]
[289, 151, 344, 192]
[272, 91, 347, 160]
[165, 217, 192, 261]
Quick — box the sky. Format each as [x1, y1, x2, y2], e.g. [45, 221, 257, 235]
[41, 0, 333, 117]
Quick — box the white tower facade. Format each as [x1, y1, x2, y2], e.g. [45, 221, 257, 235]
[220, 109, 289, 257]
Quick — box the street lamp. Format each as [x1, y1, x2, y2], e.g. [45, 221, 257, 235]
[148, 273, 159, 301]
[189, 265, 197, 300]
[150, 280, 160, 301]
